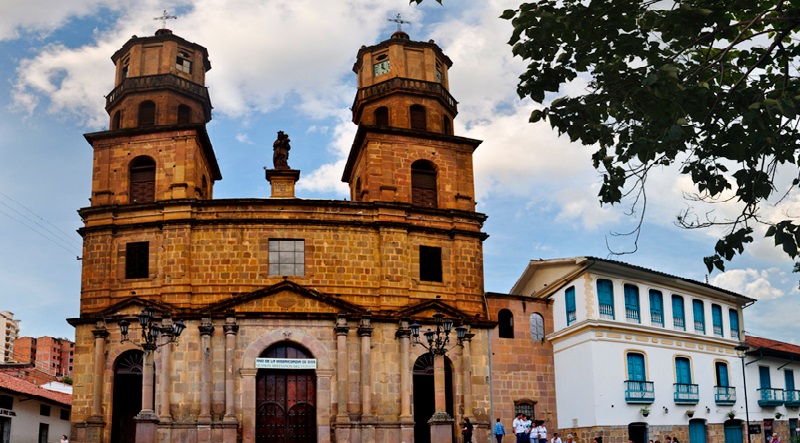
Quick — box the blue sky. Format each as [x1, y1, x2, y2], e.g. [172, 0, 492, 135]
[0, 0, 797, 342]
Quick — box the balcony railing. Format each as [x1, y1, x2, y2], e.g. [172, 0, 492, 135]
[674, 383, 699, 404]
[354, 77, 459, 115]
[650, 312, 663, 326]
[784, 389, 800, 407]
[567, 311, 577, 325]
[673, 317, 685, 330]
[105, 73, 210, 110]
[713, 325, 723, 336]
[599, 303, 615, 320]
[694, 321, 705, 334]
[625, 380, 655, 403]
[757, 388, 784, 407]
[626, 308, 640, 323]
[714, 386, 736, 405]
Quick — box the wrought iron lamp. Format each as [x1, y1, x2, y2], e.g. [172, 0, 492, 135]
[119, 307, 186, 350]
[409, 311, 468, 355]
[735, 343, 752, 443]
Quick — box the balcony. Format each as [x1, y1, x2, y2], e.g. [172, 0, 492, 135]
[757, 388, 784, 407]
[626, 308, 640, 324]
[650, 312, 663, 327]
[567, 311, 577, 325]
[105, 74, 211, 113]
[625, 380, 655, 404]
[354, 77, 459, 116]
[673, 317, 685, 331]
[714, 386, 736, 405]
[674, 383, 699, 404]
[784, 390, 800, 408]
[599, 303, 614, 320]
[694, 321, 705, 334]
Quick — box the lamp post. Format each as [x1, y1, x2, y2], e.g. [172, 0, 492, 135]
[735, 344, 752, 443]
[119, 308, 186, 443]
[409, 312, 468, 442]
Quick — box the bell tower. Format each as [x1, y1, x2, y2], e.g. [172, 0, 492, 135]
[343, 31, 480, 211]
[84, 27, 221, 207]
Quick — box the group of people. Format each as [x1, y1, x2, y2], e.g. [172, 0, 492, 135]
[483, 413, 574, 443]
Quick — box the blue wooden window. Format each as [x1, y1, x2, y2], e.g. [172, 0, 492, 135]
[759, 366, 771, 389]
[649, 290, 664, 326]
[672, 295, 685, 330]
[693, 300, 705, 334]
[565, 286, 577, 326]
[729, 309, 740, 339]
[786, 369, 796, 391]
[716, 362, 730, 387]
[711, 304, 723, 336]
[676, 357, 692, 384]
[624, 284, 640, 323]
[627, 353, 646, 381]
[597, 279, 615, 319]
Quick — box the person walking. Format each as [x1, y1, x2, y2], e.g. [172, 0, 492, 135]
[462, 417, 474, 443]
[494, 417, 507, 443]
[552, 432, 563, 443]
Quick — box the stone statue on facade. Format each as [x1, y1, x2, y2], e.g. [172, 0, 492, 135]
[272, 131, 291, 169]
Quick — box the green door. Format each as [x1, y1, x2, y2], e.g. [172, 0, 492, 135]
[689, 420, 706, 443]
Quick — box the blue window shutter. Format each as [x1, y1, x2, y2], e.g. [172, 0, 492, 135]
[624, 285, 640, 310]
[716, 362, 729, 387]
[693, 300, 705, 332]
[649, 290, 663, 325]
[729, 310, 740, 335]
[759, 366, 771, 389]
[672, 295, 685, 322]
[786, 370, 796, 391]
[712, 305, 723, 328]
[565, 286, 576, 325]
[597, 279, 615, 319]
[627, 353, 645, 381]
[676, 357, 692, 384]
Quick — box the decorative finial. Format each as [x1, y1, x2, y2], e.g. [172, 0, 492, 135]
[154, 10, 177, 29]
[388, 13, 411, 31]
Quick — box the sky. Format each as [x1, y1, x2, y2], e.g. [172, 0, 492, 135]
[0, 0, 797, 343]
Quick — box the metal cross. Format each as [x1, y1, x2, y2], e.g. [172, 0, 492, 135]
[388, 13, 411, 31]
[154, 10, 177, 29]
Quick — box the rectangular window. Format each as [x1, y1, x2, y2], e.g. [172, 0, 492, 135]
[268, 239, 305, 276]
[672, 295, 685, 330]
[176, 50, 193, 73]
[676, 357, 692, 384]
[125, 241, 149, 279]
[759, 366, 771, 389]
[565, 286, 577, 326]
[60, 408, 70, 421]
[40, 404, 50, 416]
[624, 284, 640, 323]
[692, 299, 705, 334]
[0, 395, 12, 409]
[627, 353, 646, 381]
[711, 304, 723, 336]
[786, 369, 796, 391]
[716, 362, 730, 387]
[597, 279, 615, 320]
[729, 309, 740, 339]
[649, 290, 664, 326]
[419, 246, 442, 282]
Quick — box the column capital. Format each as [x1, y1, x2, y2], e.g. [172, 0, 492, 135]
[92, 328, 110, 339]
[223, 323, 239, 335]
[199, 318, 215, 336]
[357, 315, 373, 337]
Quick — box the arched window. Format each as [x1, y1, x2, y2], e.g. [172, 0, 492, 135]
[374, 106, 389, 126]
[443, 116, 452, 134]
[530, 313, 545, 341]
[129, 156, 156, 203]
[177, 104, 191, 124]
[597, 279, 615, 319]
[138, 101, 156, 127]
[565, 286, 577, 325]
[111, 110, 121, 130]
[411, 160, 437, 208]
[498, 309, 514, 338]
[410, 105, 426, 130]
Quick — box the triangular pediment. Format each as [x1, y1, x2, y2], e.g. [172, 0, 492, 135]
[98, 297, 178, 318]
[391, 300, 474, 324]
[207, 280, 367, 316]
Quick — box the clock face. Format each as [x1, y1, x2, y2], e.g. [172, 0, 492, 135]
[373, 60, 390, 77]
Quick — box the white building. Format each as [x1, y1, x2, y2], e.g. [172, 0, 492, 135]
[0, 371, 72, 443]
[738, 336, 800, 443]
[510, 257, 753, 443]
[0, 312, 20, 363]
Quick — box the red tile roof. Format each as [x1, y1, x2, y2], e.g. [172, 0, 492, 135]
[0, 371, 71, 406]
[745, 336, 800, 357]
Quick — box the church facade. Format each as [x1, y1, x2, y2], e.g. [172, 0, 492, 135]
[66, 27, 559, 443]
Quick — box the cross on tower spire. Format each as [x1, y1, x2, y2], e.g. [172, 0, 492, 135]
[154, 10, 177, 29]
[388, 13, 411, 31]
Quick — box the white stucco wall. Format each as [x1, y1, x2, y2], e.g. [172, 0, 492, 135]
[5, 395, 70, 443]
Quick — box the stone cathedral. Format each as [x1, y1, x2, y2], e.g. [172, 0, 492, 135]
[67, 25, 557, 443]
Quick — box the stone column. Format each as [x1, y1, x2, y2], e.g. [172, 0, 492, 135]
[429, 352, 454, 443]
[462, 333, 474, 419]
[358, 315, 374, 443]
[90, 326, 109, 419]
[223, 316, 239, 421]
[158, 318, 174, 422]
[335, 315, 351, 442]
[396, 319, 415, 443]
[134, 343, 159, 443]
[198, 318, 215, 424]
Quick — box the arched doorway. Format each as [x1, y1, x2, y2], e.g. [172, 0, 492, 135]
[413, 353, 454, 443]
[724, 420, 744, 443]
[628, 422, 648, 443]
[256, 343, 316, 443]
[110, 350, 145, 443]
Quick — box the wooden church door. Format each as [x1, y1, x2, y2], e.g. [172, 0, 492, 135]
[256, 343, 316, 443]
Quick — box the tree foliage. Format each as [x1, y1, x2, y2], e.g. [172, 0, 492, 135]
[495, 0, 800, 272]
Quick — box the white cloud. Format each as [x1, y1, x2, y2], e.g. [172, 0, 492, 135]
[235, 133, 253, 144]
[0, 0, 122, 41]
[710, 268, 786, 300]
